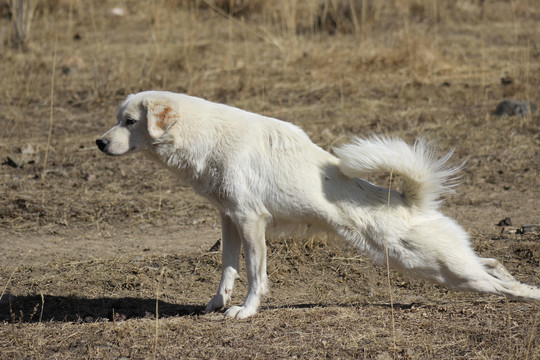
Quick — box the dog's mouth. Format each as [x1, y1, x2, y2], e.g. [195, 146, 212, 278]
[103, 151, 121, 157]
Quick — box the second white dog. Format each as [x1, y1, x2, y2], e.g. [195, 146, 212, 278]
[96, 91, 540, 318]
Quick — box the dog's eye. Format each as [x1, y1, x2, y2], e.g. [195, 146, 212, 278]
[126, 117, 137, 126]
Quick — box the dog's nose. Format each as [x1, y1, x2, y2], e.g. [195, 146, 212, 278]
[96, 138, 108, 152]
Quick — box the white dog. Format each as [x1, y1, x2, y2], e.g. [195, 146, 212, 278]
[96, 91, 540, 318]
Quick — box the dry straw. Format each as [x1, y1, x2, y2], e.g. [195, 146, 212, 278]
[39, 293, 45, 323]
[8, 0, 38, 49]
[153, 268, 165, 360]
[385, 170, 397, 357]
[41, 35, 57, 182]
[0, 250, 32, 303]
[200, 0, 282, 49]
[526, 310, 538, 360]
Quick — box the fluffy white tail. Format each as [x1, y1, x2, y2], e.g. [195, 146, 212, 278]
[334, 136, 461, 210]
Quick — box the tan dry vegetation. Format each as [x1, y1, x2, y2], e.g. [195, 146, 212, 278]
[0, 0, 539, 359]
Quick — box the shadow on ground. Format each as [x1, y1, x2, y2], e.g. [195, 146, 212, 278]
[0, 294, 205, 323]
[1, 293, 426, 324]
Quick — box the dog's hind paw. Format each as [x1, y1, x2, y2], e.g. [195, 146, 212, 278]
[224, 305, 258, 319]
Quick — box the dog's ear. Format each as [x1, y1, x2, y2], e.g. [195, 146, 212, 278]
[143, 97, 179, 140]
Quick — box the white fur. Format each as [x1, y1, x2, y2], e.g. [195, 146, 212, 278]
[97, 91, 540, 318]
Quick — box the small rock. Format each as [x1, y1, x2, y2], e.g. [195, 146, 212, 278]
[208, 239, 221, 252]
[493, 100, 536, 117]
[109, 311, 127, 322]
[82, 314, 95, 323]
[83, 173, 96, 182]
[496, 217, 512, 226]
[500, 76, 513, 85]
[110, 7, 125, 16]
[501, 226, 520, 235]
[60, 56, 86, 75]
[375, 352, 393, 360]
[20, 144, 35, 155]
[144, 311, 156, 319]
[4, 156, 22, 168]
[500, 224, 539, 235]
[402, 347, 414, 356]
[4, 150, 39, 167]
[522, 224, 540, 234]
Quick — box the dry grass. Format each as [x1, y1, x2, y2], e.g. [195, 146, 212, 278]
[6, 0, 38, 49]
[1, 235, 539, 358]
[1, 0, 539, 358]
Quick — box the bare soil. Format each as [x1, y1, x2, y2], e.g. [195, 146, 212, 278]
[1, 1, 539, 359]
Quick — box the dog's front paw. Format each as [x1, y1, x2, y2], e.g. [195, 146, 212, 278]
[205, 293, 230, 313]
[224, 305, 258, 319]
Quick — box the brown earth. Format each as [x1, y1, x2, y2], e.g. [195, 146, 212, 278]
[0, 1, 539, 359]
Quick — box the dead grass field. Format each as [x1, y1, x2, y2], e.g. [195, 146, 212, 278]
[0, 0, 539, 358]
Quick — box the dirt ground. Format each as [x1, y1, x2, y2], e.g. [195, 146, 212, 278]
[0, 1, 539, 359]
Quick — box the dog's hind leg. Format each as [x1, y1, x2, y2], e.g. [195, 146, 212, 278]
[475, 258, 540, 300]
[480, 258, 517, 282]
[205, 213, 242, 313]
[452, 271, 540, 301]
[224, 212, 268, 319]
[398, 219, 540, 301]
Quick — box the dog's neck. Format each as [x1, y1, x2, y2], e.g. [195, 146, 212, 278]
[149, 131, 230, 205]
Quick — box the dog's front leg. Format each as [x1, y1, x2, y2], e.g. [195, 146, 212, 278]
[205, 213, 241, 313]
[224, 213, 268, 319]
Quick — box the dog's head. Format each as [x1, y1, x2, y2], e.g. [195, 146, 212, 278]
[96, 91, 179, 156]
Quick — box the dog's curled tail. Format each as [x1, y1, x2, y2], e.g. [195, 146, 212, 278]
[334, 136, 461, 210]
